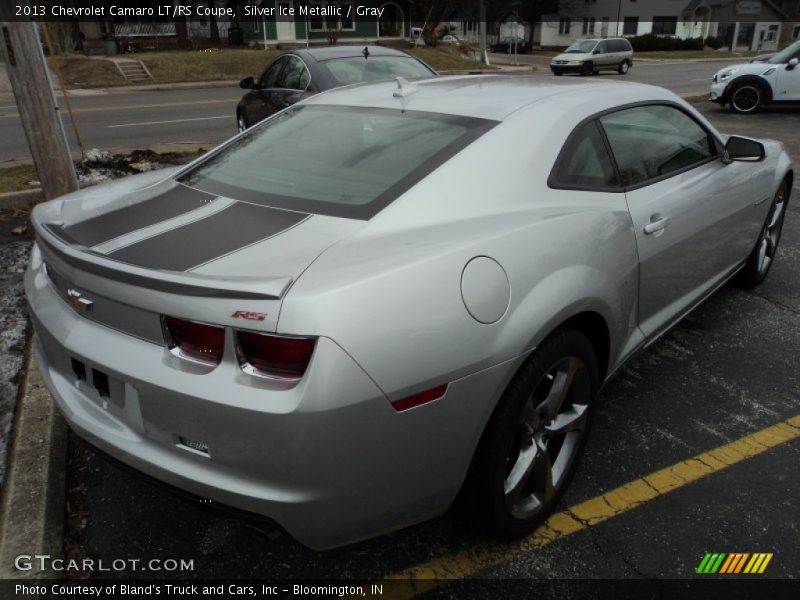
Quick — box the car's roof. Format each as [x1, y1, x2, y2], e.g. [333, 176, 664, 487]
[293, 45, 411, 62]
[305, 75, 676, 121]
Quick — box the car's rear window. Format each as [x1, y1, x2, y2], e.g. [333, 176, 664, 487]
[180, 105, 495, 219]
[324, 56, 434, 85]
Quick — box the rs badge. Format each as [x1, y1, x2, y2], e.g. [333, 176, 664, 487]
[66, 289, 93, 312]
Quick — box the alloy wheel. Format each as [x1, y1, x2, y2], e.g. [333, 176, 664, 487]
[503, 356, 591, 520]
[731, 85, 761, 113]
[757, 186, 787, 276]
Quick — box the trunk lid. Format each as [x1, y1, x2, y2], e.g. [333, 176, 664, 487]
[32, 173, 361, 336]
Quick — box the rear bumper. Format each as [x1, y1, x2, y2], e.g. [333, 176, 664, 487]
[25, 249, 517, 549]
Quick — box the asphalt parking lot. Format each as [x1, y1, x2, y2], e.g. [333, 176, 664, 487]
[59, 101, 800, 590]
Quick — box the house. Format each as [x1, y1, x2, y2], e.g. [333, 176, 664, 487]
[239, 0, 414, 47]
[538, 0, 787, 51]
[776, 0, 800, 45]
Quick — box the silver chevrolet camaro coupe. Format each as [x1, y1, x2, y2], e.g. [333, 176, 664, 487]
[26, 76, 792, 549]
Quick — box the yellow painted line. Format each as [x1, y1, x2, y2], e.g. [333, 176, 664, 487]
[0, 99, 236, 119]
[384, 414, 800, 596]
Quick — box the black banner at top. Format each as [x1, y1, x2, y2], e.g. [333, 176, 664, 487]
[3, 1, 430, 23]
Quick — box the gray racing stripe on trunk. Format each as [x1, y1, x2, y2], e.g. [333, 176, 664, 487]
[106, 202, 308, 271]
[50, 184, 217, 247]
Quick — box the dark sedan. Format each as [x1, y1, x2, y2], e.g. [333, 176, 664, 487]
[236, 46, 436, 131]
[491, 37, 529, 54]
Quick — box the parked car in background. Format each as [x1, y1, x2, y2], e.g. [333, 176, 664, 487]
[439, 34, 463, 45]
[710, 39, 800, 113]
[236, 46, 436, 132]
[750, 52, 775, 63]
[27, 76, 792, 549]
[550, 37, 634, 76]
[492, 36, 530, 54]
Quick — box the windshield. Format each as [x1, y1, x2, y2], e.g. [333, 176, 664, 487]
[324, 56, 434, 85]
[768, 40, 800, 64]
[565, 40, 597, 53]
[180, 105, 495, 220]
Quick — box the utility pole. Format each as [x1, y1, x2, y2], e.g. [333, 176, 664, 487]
[479, 0, 488, 65]
[0, 8, 78, 201]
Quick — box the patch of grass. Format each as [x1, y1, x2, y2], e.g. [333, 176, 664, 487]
[137, 49, 279, 84]
[49, 55, 126, 87]
[0, 164, 38, 194]
[407, 47, 497, 71]
[635, 50, 760, 60]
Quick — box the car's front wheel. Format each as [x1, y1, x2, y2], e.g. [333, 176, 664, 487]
[581, 62, 593, 76]
[460, 329, 598, 539]
[618, 60, 630, 74]
[729, 83, 764, 114]
[735, 181, 789, 288]
[237, 111, 248, 133]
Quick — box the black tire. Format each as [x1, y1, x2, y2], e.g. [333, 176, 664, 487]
[552, 70, 563, 76]
[580, 61, 593, 76]
[735, 181, 789, 288]
[729, 82, 764, 114]
[618, 60, 630, 74]
[459, 329, 599, 539]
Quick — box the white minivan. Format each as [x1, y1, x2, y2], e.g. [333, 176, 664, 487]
[551, 38, 634, 76]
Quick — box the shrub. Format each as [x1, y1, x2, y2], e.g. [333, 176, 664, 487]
[628, 33, 704, 52]
[704, 36, 725, 50]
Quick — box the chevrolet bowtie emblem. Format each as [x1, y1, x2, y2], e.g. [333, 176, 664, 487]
[67, 289, 93, 312]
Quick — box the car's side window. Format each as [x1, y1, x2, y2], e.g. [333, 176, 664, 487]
[599, 105, 716, 187]
[259, 57, 287, 89]
[596, 41, 607, 53]
[278, 56, 311, 90]
[550, 120, 619, 190]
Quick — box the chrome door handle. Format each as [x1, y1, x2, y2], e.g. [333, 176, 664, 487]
[643, 217, 670, 235]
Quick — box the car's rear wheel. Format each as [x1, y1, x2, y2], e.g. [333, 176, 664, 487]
[580, 62, 593, 76]
[618, 60, 630, 74]
[460, 329, 598, 539]
[729, 83, 764, 114]
[735, 181, 789, 288]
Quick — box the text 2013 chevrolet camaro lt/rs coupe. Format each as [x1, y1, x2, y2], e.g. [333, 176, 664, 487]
[26, 77, 792, 549]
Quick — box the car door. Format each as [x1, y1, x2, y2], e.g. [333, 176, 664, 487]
[594, 40, 609, 67]
[274, 55, 313, 111]
[247, 56, 289, 125]
[599, 104, 758, 338]
[773, 52, 800, 100]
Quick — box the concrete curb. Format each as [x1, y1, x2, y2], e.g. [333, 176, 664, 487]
[680, 92, 709, 103]
[0, 345, 67, 579]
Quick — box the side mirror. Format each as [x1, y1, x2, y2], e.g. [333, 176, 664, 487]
[787, 58, 799, 71]
[239, 76, 255, 90]
[724, 136, 765, 162]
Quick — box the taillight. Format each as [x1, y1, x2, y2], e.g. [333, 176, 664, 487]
[163, 316, 225, 366]
[235, 330, 316, 380]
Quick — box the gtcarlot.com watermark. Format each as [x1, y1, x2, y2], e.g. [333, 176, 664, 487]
[14, 554, 194, 573]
